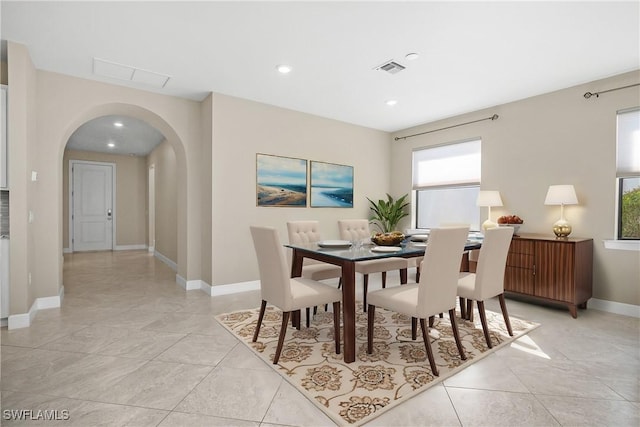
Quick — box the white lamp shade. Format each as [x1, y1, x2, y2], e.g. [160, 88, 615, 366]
[544, 185, 578, 205]
[476, 190, 503, 207]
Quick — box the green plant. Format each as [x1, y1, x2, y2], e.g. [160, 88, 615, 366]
[367, 193, 410, 233]
[621, 185, 640, 238]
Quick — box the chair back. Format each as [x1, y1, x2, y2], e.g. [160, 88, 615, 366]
[287, 221, 322, 244]
[250, 226, 292, 308]
[475, 226, 514, 300]
[338, 219, 371, 240]
[417, 226, 469, 317]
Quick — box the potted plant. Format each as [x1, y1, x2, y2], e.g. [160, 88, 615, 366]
[367, 193, 410, 245]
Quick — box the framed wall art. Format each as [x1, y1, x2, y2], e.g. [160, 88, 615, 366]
[310, 161, 353, 208]
[256, 153, 307, 207]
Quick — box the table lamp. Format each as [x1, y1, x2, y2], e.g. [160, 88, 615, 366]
[477, 190, 503, 232]
[544, 185, 578, 237]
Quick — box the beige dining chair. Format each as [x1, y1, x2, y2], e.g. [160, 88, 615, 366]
[250, 226, 342, 364]
[287, 220, 343, 326]
[338, 219, 409, 312]
[457, 226, 514, 348]
[366, 226, 470, 376]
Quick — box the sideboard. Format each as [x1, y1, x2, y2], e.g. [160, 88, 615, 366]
[501, 234, 593, 318]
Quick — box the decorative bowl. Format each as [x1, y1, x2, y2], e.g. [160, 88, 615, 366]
[371, 232, 405, 246]
[498, 223, 521, 235]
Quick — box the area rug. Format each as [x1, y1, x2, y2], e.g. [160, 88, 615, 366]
[216, 302, 539, 426]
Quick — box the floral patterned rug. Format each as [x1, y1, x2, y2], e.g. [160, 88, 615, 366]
[216, 302, 539, 426]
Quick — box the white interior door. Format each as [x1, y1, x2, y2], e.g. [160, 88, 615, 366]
[71, 161, 114, 252]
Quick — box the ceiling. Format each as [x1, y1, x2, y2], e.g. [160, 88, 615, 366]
[66, 115, 165, 156]
[2, 1, 639, 154]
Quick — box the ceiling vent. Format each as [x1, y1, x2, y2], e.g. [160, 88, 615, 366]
[376, 60, 406, 75]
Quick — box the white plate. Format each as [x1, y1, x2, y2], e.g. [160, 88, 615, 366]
[410, 234, 429, 241]
[317, 240, 352, 248]
[371, 246, 402, 252]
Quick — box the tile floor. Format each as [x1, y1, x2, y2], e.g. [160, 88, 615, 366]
[1, 250, 639, 426]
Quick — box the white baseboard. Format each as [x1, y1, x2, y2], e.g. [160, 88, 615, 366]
[174, 277, 259, 297]
[154, 250, 177, 271]
[209, 280, 260, 296]
[590, 298, 640, 318]
[63, 247, 72, 254]
[176, 275, 202, 291]
[7, 286, 64, 329]
[148, 246, 154, 253]
[115, 244, 148, 251]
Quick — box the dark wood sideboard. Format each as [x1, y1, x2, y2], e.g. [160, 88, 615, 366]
[471, 233, 593, 318]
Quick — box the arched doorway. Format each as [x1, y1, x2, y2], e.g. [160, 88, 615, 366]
[56, 103, 190, 285]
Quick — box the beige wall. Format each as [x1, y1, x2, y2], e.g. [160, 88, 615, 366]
[7, 42, 37, 314]
[211, 93, 391, 285]
[147, 141, 177, 263]
[391, 70, 640, 306]
[201, 95, 213, 285]
[62, 150, 148, 249]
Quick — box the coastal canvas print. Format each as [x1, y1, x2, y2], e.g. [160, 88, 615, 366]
[310, 161, 353, 208]
[256, 154, 307, 207]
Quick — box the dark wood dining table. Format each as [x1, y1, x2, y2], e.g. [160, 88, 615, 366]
[286, 238, 482, 363]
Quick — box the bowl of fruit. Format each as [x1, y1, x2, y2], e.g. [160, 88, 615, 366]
[371, 231, 405, 246]
[497, 215, 523, 235]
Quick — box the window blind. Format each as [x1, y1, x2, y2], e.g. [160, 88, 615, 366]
[617, 108, 640, 177]
[412, 139, 481, 189]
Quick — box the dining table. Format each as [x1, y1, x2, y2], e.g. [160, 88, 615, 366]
[286, 236, 483, 363]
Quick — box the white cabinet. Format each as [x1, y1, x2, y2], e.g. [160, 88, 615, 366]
[0, 85, 7, 189]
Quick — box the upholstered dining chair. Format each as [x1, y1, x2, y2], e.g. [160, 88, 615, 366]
[250, 226, 342, 364]
[366, 226, 470, 376]
[287, 220, 343, 326]
[457, 226, 514, 349]
[338, 219, 409, 311]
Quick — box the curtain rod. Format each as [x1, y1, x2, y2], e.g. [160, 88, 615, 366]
[394, 114, 499, 141]
[583, 83, 639, 99]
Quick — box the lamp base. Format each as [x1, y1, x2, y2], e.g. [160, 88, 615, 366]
[552, 219, 572, 237]
[482, 219, 497, 232]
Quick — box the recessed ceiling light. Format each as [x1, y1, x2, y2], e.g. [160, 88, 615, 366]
[386, 100, 398, 106]
[107, 142, 115, 148]
[276, 64, 292, 74]
[405, 53, 419, 61]
[114, 121, 123, 127]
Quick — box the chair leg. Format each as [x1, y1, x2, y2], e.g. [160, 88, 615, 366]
[419, 318, 439, 376]
[333, 302, 341, 354]
[367, 305, 376, 354]
[381, 271, 387, 288]
[428, 315, 435, 328]
[273, 311, 291, 364]
[411, 317, 417, 340]
[338, 278, 342, 289]
[363, 274, 369, 312]
[253, 300, 267, 342]
[466, 299, 474, 321]
[439, 313, 443, 318]
[416, 266, 421, 282]
[292, 310, 301, 330]
[400, 268, 407, 284]
[449, 309, 467, 360]
[306, 307, 310, 328]
[477, 300, 492, 348]
[498, 293, 514, 336]
[459, 297, 466, 319]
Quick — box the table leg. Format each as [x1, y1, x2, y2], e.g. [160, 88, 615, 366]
[341, 261, 356, 363]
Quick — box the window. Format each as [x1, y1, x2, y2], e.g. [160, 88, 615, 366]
[617, 108, 640, 240]
[412, 139, 481, 231]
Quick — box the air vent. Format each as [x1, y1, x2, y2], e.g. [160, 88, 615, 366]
[376, 60, 406, 75]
